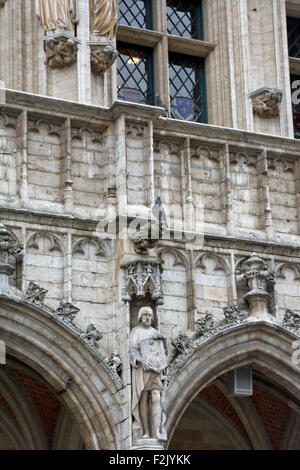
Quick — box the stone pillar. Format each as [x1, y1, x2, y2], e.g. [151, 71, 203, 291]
[203, 0, 293, 136]
[121, 234, 165, 450]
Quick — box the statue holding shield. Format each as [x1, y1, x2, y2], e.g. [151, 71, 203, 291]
[130, 306, 168, 443]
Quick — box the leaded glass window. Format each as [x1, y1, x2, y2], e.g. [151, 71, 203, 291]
[169, 53, 207, 123]
[287, 17, 300, 58]
[167, 0, 203, 40]
[118, 0, 152, 30]
[117, 43, 154, 105]
[291, 74, 300, 139]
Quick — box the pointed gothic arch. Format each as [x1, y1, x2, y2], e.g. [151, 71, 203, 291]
[0, 293, 124, 450]
[166, 321, 300, 449]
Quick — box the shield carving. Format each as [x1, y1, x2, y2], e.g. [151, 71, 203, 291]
[139, 337, 168, 373]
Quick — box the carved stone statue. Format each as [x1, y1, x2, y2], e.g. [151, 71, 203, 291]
[130, 307, 168, 444]
[36, 0, 78, 35]
[89, 0, 118, 41]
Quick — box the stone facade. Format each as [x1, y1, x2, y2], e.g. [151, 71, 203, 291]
[0, 0, 300, 450]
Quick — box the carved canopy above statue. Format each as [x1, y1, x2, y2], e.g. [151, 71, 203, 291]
[89, 0, 118, 41]
[36, 0, 78, 35]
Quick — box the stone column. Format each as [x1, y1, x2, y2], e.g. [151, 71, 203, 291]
[203, 0, 293, 136]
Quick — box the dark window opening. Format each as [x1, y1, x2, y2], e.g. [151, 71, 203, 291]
[169, 52, 207, 123]
[167, 0, 203, 40]
[287, 17, 300, 58]
[291, 74, 300, 138]
[117, 42, 154, 105]
[118, 0, 152, 30]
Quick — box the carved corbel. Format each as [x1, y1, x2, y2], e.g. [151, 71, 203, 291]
[43, 34, 79, 69]
[90, 40, 118, 74]
[250, 87, 283, 119]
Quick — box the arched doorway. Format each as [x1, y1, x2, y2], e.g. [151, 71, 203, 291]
[0, 294, 123, 450]
[0, 357, 83, 450]
[167, 322, 300, 450]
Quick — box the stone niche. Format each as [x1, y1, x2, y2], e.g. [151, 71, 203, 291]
[121, 258, 164, 329]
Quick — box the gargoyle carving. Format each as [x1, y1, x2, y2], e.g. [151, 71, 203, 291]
[250, 88, 283, 119]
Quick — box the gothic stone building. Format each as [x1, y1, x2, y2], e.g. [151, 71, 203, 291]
[0, 0, 300, 451]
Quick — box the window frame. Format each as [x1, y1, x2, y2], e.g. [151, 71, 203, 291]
[116, 0, 214, 124]
[118, 0, 153, 30]
[117, 41, 155, 106]
[166, 0, 204, 41]
[169, 51, 207, 123]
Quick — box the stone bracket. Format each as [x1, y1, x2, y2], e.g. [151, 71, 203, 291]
[249, 87, 283, 119]
[88, 38, 118, 74]
[43, 32, 80, 68]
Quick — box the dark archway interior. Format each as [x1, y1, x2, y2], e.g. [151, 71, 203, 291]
[169, 370, 300, 450]
[0, 356, 84, 450]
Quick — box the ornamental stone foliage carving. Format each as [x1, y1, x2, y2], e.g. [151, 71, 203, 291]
[171, 334, 194, 357]
[43, 34, 79, 68]
[223, 305, 246, 326]
[55, 301, 80, 324]
[25, 282, 48, 305]
[9, 287, 123, 389]
[250, 87, 283, 119]
[104, 353, 122, 375]
[168, 305, 248, 382]
[283, 310, 300, 332]
[195, 314, 214, 337]
[121, 260, 163, 304]
[82, 324, 103, 348]
[242, 253, 275, 319]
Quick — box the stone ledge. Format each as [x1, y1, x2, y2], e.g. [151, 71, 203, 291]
[3, 89, 300, 152]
